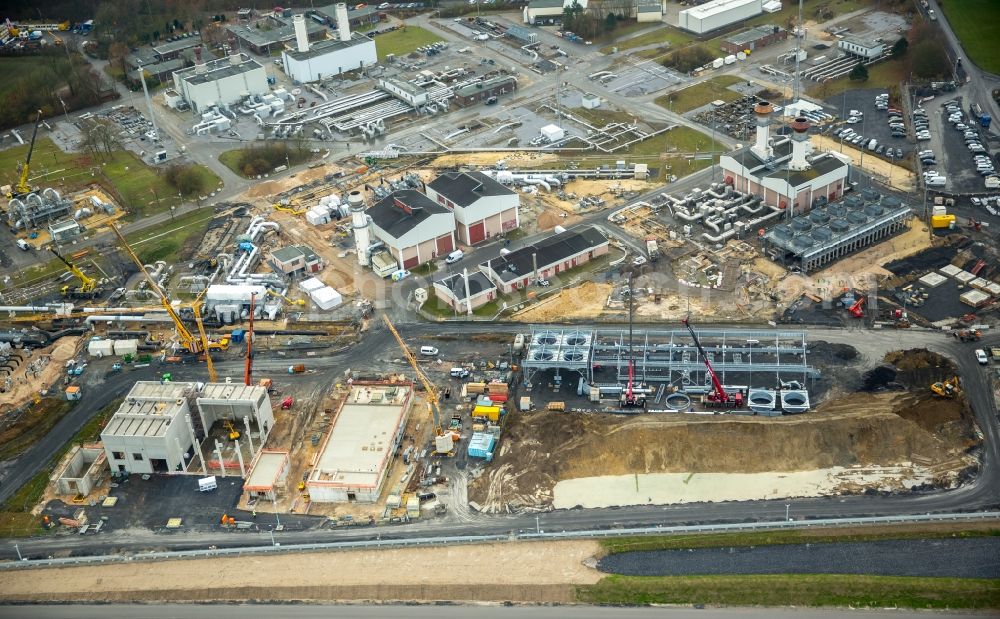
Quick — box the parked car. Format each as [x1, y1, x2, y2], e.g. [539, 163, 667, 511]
[975, 349, 988, 365]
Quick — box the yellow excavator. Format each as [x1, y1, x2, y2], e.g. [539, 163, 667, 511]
[51, 249, 102, 299]
[383, 313, 443, 436]
[930, 376, 961, 398]
[224, 419, 241, 440]
[266, 288, 305, 306]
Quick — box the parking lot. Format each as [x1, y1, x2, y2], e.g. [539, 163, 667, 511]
[917, 96, 996, 194]
[824, 88, 912, 163]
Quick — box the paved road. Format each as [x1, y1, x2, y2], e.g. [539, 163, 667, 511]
[598, 537, 1000, 578]
[3, 324, 998, 560]
[0, 605, 985, 619]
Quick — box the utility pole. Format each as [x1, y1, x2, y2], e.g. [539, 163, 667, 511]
[136, 61, 160, 143]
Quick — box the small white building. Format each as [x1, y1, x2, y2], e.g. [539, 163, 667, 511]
[425, 171, 520, 246]
[100, 382, 201, 475]
[636, 0, 664, 23]
[677, 0, 763, 34]
[307, 383, 413, 503]
[838, 36, 884, 60]
[172, 53, 269, 113]
[368, 190, 457, 269]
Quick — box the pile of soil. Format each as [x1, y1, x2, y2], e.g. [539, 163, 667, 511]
[469, 388, 975, 512]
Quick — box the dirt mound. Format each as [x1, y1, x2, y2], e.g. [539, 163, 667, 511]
[884, 349, 955, 388]
[50, 338, 77, 362]
[861, 364, 901, 391]
[809, 341, 858, 361]
[469, 390, 974, 511]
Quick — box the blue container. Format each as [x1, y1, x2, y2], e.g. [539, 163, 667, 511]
[230, 329, 245, 343]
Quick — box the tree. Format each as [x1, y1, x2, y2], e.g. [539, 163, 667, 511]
[604, 12, 618, 32]
[165, 164, 208, 197]
[80, 118, 122, 160]
[891, 37, 908, 57]
[849, 62, 869, 81]
[911, 40, 951, 78]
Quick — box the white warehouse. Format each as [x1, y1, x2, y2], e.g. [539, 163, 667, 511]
[281, 7, 377, 83]
[677, 0, 763, 34]
[172, 53, 269, 113]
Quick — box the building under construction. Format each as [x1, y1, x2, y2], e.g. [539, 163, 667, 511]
[7, 188, 72, 230]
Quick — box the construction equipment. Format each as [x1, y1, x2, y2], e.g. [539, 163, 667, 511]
[682, 316, 743, 408]
[266, 288, 305, 306]
[51, 248, 101, 298]
[281, 396, 294, 410]
[12, 110, 43, 197]
[621, 272, 645, 408]
[191, 290, 218, 382]
[383, 313, 442, 434]
[954, 329, 982, 342]
[245, 292, 256, 386]
[848, 296, 865, 318]
[224, 419, 241, 440]
[110, 223, 229, 355]
[930, 376, 961, 398]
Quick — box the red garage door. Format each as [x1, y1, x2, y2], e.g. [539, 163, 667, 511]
[403, 256, 419, 269]
[436, 235, 454, 255]
[469, 222, 486, 244]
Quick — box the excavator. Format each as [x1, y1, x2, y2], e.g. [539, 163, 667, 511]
[682, 316, 743, 408]
[931, 376, 961, 398]
[11, 110, 43, 198]
[51, 248, 102, 299]
[110, 223, 229, 357]
[847, 296, 865, 318]
[383, 313, 444, 439]
[266, 288, 305, 306]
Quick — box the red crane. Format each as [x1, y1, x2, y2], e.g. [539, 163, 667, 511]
[681, 317, 742, 408]
[848, 296, 865, 318]
[244, 292, 256, 386]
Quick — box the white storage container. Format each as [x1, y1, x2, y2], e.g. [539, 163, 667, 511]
[310, 286, 343, 310]
[299, 277, 325, 293]
[112, 339, 139, 357]
[87, 339, 115, 356]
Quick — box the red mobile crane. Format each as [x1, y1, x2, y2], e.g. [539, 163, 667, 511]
[681, 316, 743, 408]
[244, 292, 255, 386]
[621, 273, 646, 408]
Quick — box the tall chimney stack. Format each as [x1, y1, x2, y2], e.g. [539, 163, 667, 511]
[787, 117, 812, 171]
[293, 14, 309, 53]
[750, 101, 774, 162]
[336, 3, 352, 43]
[349, 191, 370, 266]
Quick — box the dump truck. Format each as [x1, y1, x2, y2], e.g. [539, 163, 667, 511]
[645, 238, 659, 262]
[288, 364, 305, 374]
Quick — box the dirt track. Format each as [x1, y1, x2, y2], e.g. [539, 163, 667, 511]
[0, 540, 600, 603]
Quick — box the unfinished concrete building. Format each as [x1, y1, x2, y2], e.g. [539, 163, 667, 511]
[196, 383, 275, 443]
[53, 446, 107, 496]
[762, 189, 912, 273]
[307, 382, 413, 503]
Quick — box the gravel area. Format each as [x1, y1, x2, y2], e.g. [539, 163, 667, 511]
[598, 537, 1000, 578]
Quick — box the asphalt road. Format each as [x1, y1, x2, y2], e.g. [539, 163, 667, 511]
[0, 606, 984, 619]
[598, 537, 1000, 578]
[3, 324, 998, 561]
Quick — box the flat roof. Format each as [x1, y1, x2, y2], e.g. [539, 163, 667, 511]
[153, 38, 201, 55]
[226, 19, 326, 48]
[381, 76, 427, 97]
[197, 383, 267, 402]
[528, 0, 566, 8]
[310, 384, 412, 489]
[762, 153, 848, 187]
[284, 32, 373, 61]
[841, 35, 881, 50]
[314, 4, 381, 20]
[682, 0, 760, 20]
[453, 75, 517, 98]
[725, 25, 782, 46]
[177, 55, 264, 85]
[245, 451, 289, 490]
[102, 381, 196, 438]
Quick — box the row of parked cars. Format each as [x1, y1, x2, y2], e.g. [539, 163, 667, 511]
[833, 125, 903, 160]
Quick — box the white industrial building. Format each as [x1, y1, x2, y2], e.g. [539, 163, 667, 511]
[425, 171, 520, 246]
[367, 190, 456, 269]
[838, 36, 885, 59]
[677, 0, 763, 34]
[281, 8, 377, 83]
[636, 0, 664, 23]
[524, 0, 588, 24]
[100, 382, 201, 475]
[307, 383, 413, 503]
[100, 382, 274, 476]
[172, 53, 269, 113]
[719, 102, 850, 214]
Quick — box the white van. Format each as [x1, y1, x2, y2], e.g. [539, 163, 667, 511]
[445, 249, 464, 264]
[420, 345, 439, 356]
[450, 367, 470, 378]
[926, 176, 947, 187]
[16, 239, 30, 251]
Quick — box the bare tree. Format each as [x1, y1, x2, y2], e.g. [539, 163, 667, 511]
[80, 118, 122, 160]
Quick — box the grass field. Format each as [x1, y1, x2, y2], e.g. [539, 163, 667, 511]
[655, 75, 744, 114]
[571, 107, 640, 127]
[577, 574, 1000, 609]
[218, 147, 313, 177]
[374, 26, 443, 60]
[126, 208, 215, 263]
[939, 0, 1000, 74]
[0, 399, 75, 461]
[601, 26, 695, 55]
[0, 138, 220, 216]
[805, 57, 908, 98]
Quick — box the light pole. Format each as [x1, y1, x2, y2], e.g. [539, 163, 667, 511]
[57, 96, 70, 127]
[272, 493, 281, 529]
[535, 515, 540, 534]
[785, 503, 790, 521]
[269, 529, 276, 546]
[14, 543, 22, 561]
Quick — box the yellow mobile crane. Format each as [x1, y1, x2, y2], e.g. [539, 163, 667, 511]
[13, 110, 44, 197]
[383, 313, 442, 436]
[50, 248, 101, 298]
[110, 223, 230, 355]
